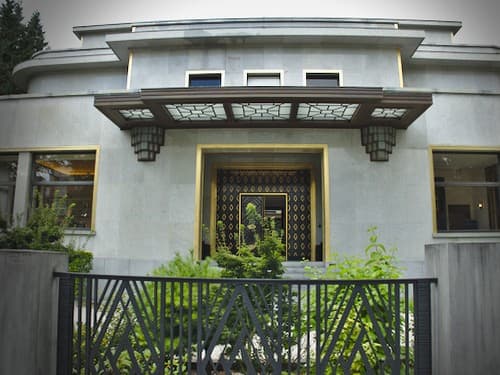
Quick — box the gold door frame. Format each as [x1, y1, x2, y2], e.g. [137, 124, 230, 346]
[194, 144, 330, 261]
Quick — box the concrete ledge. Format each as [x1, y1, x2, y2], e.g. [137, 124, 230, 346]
[0, 249, 68, 375]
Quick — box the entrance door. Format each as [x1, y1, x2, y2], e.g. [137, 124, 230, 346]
[216, 169, 311, 260]
[239, 193, 287, 250]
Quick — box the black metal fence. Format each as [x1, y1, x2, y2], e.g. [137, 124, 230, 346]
[55, 273, 435, 374]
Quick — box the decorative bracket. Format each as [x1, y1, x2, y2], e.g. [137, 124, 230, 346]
[131, 126, 165, 161]
[361, 126, 396, 161]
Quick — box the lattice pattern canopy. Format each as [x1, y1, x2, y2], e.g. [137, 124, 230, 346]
[95, 87, 432, 162]
[371, 107, 407, 119]
[297, 103, 359, 121]
[232, 103, 291, 120]
[118, 108, 155, 120]
[164, 103, 227, 121]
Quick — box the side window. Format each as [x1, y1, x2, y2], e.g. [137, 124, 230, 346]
[187, 72, 222, 87]
[0, 154, 18, 228]
[32, 151, 97, 229]
[304, 72, 341, 87]
[433, 151, 500, 232]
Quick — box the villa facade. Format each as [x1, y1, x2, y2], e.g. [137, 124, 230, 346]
[0, 18, 499, 276]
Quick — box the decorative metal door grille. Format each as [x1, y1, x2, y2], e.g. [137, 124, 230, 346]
[216, 169, 311, 260]
[56, 273, 434, 374]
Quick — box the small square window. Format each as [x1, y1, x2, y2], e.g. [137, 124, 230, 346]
[246, 72, 282, 87]
[305, 73, 340, 87]
[188, 74, 222, 88]
[433, 151, 500, 232]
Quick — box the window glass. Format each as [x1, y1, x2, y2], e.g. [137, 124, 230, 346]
[306, 73, 339, 87]
[433, 151, 500, 232]
[247, 73, 281, 86]
[32, 152, 96, 229]
[0, 154, 17, 227]
[188, 74, 221, 87]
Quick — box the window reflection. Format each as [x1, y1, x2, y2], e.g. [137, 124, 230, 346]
[433, 152, 500, 232]
[32, 152, 96, 229]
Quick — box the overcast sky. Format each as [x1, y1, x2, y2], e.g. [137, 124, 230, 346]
[18, 0, 500, 49]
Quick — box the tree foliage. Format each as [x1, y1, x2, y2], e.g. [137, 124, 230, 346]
[0, 0, 47, 94]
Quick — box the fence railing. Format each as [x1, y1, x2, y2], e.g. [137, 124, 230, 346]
[55, 272, 435, 374]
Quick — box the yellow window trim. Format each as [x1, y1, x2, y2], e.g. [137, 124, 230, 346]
[428, 145, 500, 234]
[0, 145, 100, 231]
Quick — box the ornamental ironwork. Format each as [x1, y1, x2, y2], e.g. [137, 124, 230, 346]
[232, 103, 291, 120]
[297, 103, 359, 121]
[56, 272, 435, 375]
[164, 103, 227, 121]
[118, 108, 155, 120]
[371, 107, 407, 119]
[94, 87, 432, 162]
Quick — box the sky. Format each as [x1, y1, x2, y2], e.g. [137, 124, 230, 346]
[16, 0, 500, 49]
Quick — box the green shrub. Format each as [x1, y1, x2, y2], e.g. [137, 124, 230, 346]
[68, 249, 93, 273]
[152, 249, 220, 278]
[215, 202, 285, 279]
[304, 227, 409, 374]
[89, 251, 218, 374]
[0, 190, 93, 272]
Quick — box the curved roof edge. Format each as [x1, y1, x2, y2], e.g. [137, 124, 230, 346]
[12, 48, 123, 90]
[72, 17, 462, 38]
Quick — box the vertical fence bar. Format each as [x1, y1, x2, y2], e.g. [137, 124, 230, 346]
[414, 280, 432, 375]
[56, 273, 74, 375]
[404, 283, 410, 375]
[159, 280, 166, 375]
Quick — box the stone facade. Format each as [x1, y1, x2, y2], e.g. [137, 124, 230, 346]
[0, 18, 499, 275]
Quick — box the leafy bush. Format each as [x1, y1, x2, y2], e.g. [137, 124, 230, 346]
[214, 204, 294, 371]
[88, 251, 219, 374]
[152, 249, 220, 279]
[303, 227, 409, 374]
[0, 190, 93, 272]
[215, 202, 285, 279]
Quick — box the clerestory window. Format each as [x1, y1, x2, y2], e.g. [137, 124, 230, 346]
[304, 71, 341, 87]
[187, 71, 223, 87]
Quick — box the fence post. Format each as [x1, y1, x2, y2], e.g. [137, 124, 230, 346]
[0, 250, 67, 375]
[56, 273, 74, 375]
[414, 280, 432, 375]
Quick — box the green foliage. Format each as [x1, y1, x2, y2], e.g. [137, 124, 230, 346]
[88, 251, 218, 373]
[68, 249, 93, 273]
[215, 202, 285, 279]
[303, 227, 409, 374]
[0, 0, 47, 94]
[305, 226, 403, 280]
[0, 190, 93, 273]
[148, 250, 220, 352]
[152, 249, 220, 279]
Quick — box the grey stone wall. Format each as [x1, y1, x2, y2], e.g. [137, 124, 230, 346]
[0, 249, 67, 375]
[425, 242, 500, 375]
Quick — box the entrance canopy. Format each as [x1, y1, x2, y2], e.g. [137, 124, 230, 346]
[95, 86, 431, 129]
[94, 86, 432, 161]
